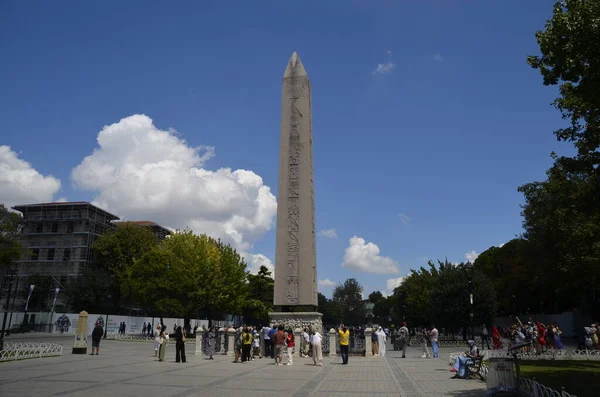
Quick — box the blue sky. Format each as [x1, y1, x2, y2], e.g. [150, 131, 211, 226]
[0, 1, 573, 297]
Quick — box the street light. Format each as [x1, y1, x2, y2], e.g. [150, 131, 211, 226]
[465, 262, 475, 340]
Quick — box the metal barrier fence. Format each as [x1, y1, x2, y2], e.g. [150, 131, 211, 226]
[322, 333, 365, 355]
[0, 342, 63, 362]
[106, 333, 198, 343]
[520, 377, 576, 397]
[485, 348, 600, 361]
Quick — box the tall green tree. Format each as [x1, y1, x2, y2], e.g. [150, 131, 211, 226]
[128, 231, 248, 326]
[393, 260, 496, 328]
[318, 292, 343, 325]
[393, 262, 437, 326]
[518, 160, 600, 311]
[332, 278, 365, 325]
[527, 0, 600, 168]
[243, 265, 274, 325]
[0, 204, 24, 271]
[92, 222, 159, 310]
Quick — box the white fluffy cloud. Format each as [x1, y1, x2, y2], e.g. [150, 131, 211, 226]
[319, 228, 338, 239]
[374, 62, 395, 74]
[245, 253, 274, 275]
[341, 236, 399, 274]
[0, 145, 61, 207]
[318, 279, 336, 289]
[72, 114, 277, 256]
[465, 250, 479, 263]
[386, 276, 405, 292]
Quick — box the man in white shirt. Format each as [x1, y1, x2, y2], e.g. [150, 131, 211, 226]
[430, 325, 439, 358]
[310, 331, 323, 366]
[302, 328, 311, 357]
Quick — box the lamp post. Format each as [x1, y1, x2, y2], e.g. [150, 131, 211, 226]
[49, 288, 60, 333]
[465, 262, 475, 340]
[23, 284, 35, 331]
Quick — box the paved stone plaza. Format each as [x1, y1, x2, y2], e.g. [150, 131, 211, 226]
[0, 336, 486, 397]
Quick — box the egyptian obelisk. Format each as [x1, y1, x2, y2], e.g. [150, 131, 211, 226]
[270, 52, 321, 331]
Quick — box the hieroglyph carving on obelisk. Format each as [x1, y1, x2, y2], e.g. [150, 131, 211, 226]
[274, 52, 317, 307]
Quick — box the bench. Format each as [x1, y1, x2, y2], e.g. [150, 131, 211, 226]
[466, 352, 486, 380]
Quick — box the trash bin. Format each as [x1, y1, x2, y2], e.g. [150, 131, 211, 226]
[487, 357, 516, 395]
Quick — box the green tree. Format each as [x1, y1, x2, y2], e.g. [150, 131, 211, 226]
[518, 159, 600, 311]
[318, 292, 343, 325]
[128, 231, 248, 326]
[393, 262, 436, 326]
[475, 239, 547, 315]
[372, 294, 392, 326]
[332, 278, 365, 325]
[527, 0, 600, 167]
[368, 291, 384, 305]
[65, 268, 114, 313]
[92, 222, 159, 311]
[243, 265, 274, 325]
[0, 204, 24, 270]
[516, 0, 600, 315]
[430, 262, 497, 331]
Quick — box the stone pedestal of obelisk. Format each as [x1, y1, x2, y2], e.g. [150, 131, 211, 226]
[269, 52, 322, 333]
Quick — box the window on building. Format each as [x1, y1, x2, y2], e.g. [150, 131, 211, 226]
[31, 249, 39, 261]
[36, 223, 43, 233]
[51, 222, 58, 233]
[47, 248, 55, 261]
[67, 221, 73, 233]
[63, 248, 70, 261]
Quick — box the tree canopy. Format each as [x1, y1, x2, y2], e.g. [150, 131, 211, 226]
[0, 204, 23, 271]
[128, 230, 248, 323]
[242, 265, 274, 325]
[92, 222, 159, 310]
[392, 261, 496, 329]
[332, 278, 366, 325]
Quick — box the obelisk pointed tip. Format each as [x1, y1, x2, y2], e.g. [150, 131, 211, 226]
[284, 51, 307, 78]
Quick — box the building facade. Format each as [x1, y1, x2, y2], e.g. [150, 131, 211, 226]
[12, 202, 119, 287]
[4, 202, 171, 318]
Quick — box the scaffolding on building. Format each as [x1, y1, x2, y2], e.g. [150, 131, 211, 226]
[10, 202, 120, 312]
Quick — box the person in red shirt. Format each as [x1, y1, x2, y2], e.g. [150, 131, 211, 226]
[286, 328, 294, 365]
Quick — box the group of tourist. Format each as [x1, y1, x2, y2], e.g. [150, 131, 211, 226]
[500, 318, 565, 353]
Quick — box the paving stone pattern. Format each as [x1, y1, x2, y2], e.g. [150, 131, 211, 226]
[0, 336, 486, 397]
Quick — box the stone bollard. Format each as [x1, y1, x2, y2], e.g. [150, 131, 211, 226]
[328, 328, 336, 357]
[219, 328, 226, 355]
[226, 327, 236, 357]
[195, 327, 203, 356]
[294, 328, 302, 358]
[72, 310, 88, 354]
[364, 328, 374, 358]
